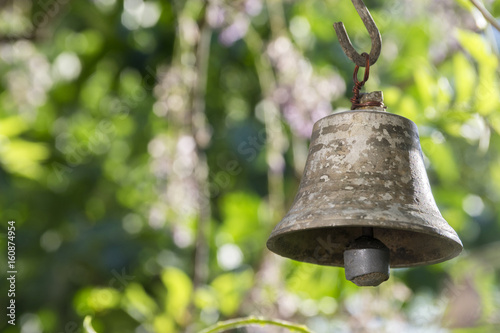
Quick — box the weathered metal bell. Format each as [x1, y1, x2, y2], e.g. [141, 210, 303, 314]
[267, 109, 463, 286]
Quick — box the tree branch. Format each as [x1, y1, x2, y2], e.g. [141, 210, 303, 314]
[469, 0, 500, 32]
[199, 316, 314, 333]
[83, 316, 97, 333]
[192, 22, 213, 290]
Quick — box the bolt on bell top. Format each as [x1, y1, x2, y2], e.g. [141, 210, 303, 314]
[266, 105, 463, 286]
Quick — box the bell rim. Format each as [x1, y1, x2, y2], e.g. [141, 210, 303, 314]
[267, 218, 463, 268]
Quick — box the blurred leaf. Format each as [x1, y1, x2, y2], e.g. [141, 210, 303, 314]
[74, 287, 121, 314]
[0, 116, 28, 137]
[211, 269, 254, 316]
[161, 267, 193, 325]
[194, 286, 218, 310]
[37, 309, 58, 333]
[397, 95, 420, 122]
[440, 207, 467, 232]
[296, 1, 333, 41]
[455, 0, 474, 11]
[80, 68, 115, 112]
[153, 314, 176, 333]
[219, 191, 262, 243]
[0, 139, 49, 179]
[474, 269, 496, 323]
[494, 0, 500, 15]
[123, 283, 158, 322]
[451, 328, 497, 333]
[383, 86, 402, 108]
[421, 137, 460, 185]
[64, 30, 104, 56]
[457, 30, 497, 67]
[414, 68, 435, 108]
[453, 53, 477, 107]
[286, 262, 352, 300]
[457, 30, 499, 116]
[437, 77, 453, 109]
[119, 68, 144, 96]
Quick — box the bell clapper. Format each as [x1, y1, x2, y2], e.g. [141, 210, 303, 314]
[344, 228, 390, 287]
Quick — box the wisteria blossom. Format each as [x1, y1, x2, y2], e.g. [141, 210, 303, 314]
[267, 36, 346, 137]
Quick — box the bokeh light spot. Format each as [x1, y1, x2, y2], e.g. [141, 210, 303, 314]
[462, 194, 484, 217]
[52, 52, 81, 82]
[40, 230, 62, 252]
[217, 243, 243, 270]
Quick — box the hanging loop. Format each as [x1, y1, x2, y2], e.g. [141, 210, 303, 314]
[333, 0, 382, 67]
[353, 52, 370, 85]
[350, 53, 386, 110]
[350, 53, 370, 109]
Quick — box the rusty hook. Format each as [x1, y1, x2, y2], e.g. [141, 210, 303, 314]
[333, 0, 382, 67]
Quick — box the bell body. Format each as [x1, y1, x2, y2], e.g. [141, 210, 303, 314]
[267, 110, 462, 268]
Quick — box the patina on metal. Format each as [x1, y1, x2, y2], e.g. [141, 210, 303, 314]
[266, 103, 463, 286]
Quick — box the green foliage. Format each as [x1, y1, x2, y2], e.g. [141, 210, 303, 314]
[211, 269, 254, 316]
[161, 267, 192, 324]
[74, 287, 121, 314]
[123, 283, 158, 321]
[218, 191, 268, 256]
[453, 53, 477, 106]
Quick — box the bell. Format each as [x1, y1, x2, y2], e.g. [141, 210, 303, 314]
[267, 107, 463, 286]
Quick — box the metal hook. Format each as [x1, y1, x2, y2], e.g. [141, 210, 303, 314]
[333, 0, 382, 67]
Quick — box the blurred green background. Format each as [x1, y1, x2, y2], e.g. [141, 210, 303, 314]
[0, 0, 500, 332]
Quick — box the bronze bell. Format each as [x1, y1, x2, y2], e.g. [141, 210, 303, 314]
[267, 104, 463, 286]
